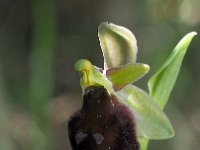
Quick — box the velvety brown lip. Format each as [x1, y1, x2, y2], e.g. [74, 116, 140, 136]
[68, 86, 139, 150]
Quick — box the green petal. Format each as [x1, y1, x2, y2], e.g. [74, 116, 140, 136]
[106, 63, 150, 91]
[117, 85, 174, 139]
[98, 22, 138, 69]
[148, 32, 197, 109]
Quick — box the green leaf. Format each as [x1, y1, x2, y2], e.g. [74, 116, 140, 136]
[140, 32, 197, 150]
[98, 22, 138, 69]
[106, 63, 150, 91]
[117, 85, 174, 139]
[148, 32, 197, 109]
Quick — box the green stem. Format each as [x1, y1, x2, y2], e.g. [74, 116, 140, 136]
[139, 137, 149, 150]
[29, 0, 56, 149]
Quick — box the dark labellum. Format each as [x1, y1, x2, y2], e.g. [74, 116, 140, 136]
[68, 86, 139, 150]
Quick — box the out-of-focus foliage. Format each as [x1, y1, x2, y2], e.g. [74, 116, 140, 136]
[0, 0, 199, 150]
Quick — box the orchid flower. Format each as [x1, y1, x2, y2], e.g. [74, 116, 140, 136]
[74, 22, 197, 149]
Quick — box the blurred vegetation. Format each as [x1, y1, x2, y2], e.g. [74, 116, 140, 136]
[0, 0, 199, 150]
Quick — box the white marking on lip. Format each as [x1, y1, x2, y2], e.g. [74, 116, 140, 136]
[75, 132, 88, 144]
[93, 132, 104, 144]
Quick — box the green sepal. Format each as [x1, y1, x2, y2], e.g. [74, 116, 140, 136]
[117, 85, 174, 139]
[106, 63, 150, 91]
[148, 32, 197, 109]
[98, 22, 138, 69]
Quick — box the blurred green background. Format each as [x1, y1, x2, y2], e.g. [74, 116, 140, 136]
[0, 0, 199, 150]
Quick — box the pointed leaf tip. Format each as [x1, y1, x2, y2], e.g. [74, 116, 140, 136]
[148, 31, 197, 109]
